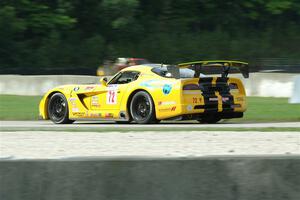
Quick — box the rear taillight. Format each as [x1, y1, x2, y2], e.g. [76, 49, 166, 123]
[229, 83, 238, 90]
[183, 84, 200, 90]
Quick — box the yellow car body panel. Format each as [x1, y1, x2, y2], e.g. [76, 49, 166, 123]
[39, 62, 248, 123]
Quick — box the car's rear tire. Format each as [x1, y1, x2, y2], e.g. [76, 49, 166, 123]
[48, 93, 74, 124]
[129, 91, 157, 124]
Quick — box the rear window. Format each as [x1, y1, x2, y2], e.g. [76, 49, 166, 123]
[151, 67, 205, 78]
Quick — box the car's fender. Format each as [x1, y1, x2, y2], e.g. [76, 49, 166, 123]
[39, 86, 74, 120]
[120, 77, 181, 120]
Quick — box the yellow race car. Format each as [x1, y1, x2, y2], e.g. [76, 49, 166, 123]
[39, 60, 249, 124]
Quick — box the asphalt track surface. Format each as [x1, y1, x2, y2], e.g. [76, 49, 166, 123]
[1, 121, 299, 160]
[1, 120, 300, 128]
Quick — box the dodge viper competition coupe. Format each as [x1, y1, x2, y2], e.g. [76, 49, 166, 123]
[39, 60, 249, 124]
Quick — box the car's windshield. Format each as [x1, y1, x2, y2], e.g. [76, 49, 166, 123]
[108, 71, 140, 84]
[151, 66, 206, 78]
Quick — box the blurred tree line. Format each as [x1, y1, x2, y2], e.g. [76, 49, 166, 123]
[0, 0, 300, 74]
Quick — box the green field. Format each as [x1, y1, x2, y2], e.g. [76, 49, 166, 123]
[0, 95, 299, 122]
[231, 97, 300, 122]
[0, 95, 42, 120]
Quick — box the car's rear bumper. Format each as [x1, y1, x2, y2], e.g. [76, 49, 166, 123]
[164, 111, 243, 121]
[157, 102, 246, 120]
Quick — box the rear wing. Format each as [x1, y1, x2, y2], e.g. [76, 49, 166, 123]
[177, 60, 249, 78]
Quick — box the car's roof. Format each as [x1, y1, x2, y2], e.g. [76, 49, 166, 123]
[121, 64, 163, 73]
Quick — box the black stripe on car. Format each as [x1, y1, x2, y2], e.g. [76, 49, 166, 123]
[199, 77, 218, 113]
[216, 77, 234, 112]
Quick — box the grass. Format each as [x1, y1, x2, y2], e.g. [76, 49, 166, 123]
[0, 95, 299, 122]
[231, 97, 300, 122]
[0, 95, 42, 120]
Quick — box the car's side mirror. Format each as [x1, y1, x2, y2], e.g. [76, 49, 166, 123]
[99, 77, 108, 86]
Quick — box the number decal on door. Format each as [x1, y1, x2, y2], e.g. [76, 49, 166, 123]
[108, 90, 116, 104]
[107, 85, 118, 104]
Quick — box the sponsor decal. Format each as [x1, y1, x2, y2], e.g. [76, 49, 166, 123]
[73, 87, 80, 91]
[108, 84, 118, 89]
[105, 113, 114, 118]
[140, 80, 162, 88]
[140, 80, 174, 90]
[85, 86, 95, 91]
[107, 85, 118, 104]
[73, 112, 85, 117]
[159, 106, 176, 112]
[187, 105, 193, 111]
[158, 101, 176, 106]
[209, 97, 218, 101]
[69, 97, 77, 106]
[89, 113, 101, 118]
[91, 96, 100, 107]
[69, 97, 77, 101]
[162, 84, 172, 95]
[72, 108, 79, 112]
[222, 97, 229, 102]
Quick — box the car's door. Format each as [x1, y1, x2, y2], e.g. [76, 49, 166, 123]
[91, 71, 140, 111]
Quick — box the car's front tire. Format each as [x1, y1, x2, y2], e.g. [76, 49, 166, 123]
[48, 93, 74, 124]
[129, 91, 157, 124]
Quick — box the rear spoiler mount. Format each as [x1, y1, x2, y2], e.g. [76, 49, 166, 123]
[177, 60, 249, 78]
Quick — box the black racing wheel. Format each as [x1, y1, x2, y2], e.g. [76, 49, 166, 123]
[48, 93, 74, 124]
[129, 91, 157, 124]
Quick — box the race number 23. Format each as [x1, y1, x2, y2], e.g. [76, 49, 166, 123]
[107, 90, 117, 104]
